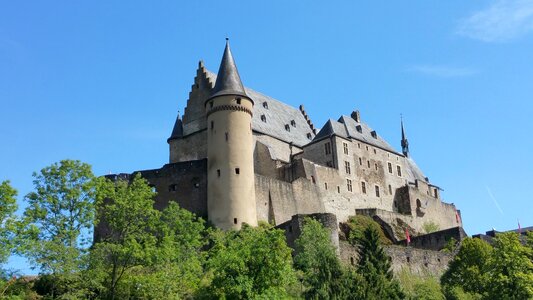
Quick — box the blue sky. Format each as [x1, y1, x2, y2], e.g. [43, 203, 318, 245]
[1, 1, 533, 274]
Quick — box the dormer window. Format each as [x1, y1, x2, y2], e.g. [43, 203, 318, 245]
[285, 124, 290, 132]
[371, 130, 377, 138]
[290, 120, 296, 127]
[261, 114, 267, 122]
[356, 125, 362, 133]
[263, 102, 268, 109]
[307, 133, 312, 139]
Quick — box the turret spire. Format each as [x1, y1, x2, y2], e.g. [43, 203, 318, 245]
[401, 115, 409, 157]
[208, 38, 248, 100]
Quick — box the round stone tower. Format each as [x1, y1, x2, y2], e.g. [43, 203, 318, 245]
[205, 39, 257, 230]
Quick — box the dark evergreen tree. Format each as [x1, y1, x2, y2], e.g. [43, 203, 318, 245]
[357, 226, 405, 299]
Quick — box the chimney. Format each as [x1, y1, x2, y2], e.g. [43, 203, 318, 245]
[351, 110, 361, 122]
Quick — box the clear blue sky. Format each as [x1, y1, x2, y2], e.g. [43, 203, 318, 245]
[2, 1, 532, 274]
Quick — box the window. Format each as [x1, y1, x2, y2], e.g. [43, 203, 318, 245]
[371, 131, 377, 138]
[236, 97, 241, 105]
[356, 125, 362, 133]
[263, 102, 268, 109]
[375, 185, 380, 197]
[373, 149, 377, 154]
[361, 182, 366, 194]
[290, 120, 296, 127]
[388, 184, 392, 195]
[217, 169, 221, 177]
[225, 132, 228, 141]
[325, 142, 331, 155]
[358, 143, 361, 148]
[337, 186, 340, 193]
[261, 114, 266, 122]
[367, 160, 370, 168]
[375, 163, 378, 170]
[235, 168, 240, 174]
[285, 124, 290, 132]
[344, 161, 351, 174]
[343, 142, 349, 154]
[359, 157, 362, 165]
[397, 165, 402, 177]
[234, 218, 238, 224]
[307, 133, 312, 139]
[211, 121, 214, 129]
[311, 176, 316, 184]
[324, 183, 328, 190]
[168, 184, 177, 192]
[366, 145, 369, 151]
[347, 179, 353, 192]
[326, 161, 333, 167]
[388, 162, 393, 173]
[434, 189, 438, 198]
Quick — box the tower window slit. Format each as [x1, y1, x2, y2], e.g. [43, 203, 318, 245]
[235, 168, 240, 175]
[234, 218, 238, 224]
[217, 169, 220, 177]
[225, 132, 228, 141]
[211, 121, 214, 129]
[236, 97, 241, 105]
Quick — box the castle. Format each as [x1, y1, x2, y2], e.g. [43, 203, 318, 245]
[100, 40, 464, 272]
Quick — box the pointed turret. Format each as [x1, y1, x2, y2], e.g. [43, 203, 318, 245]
[168, 111, 183, 142]
[401, 115, 409, 157]
[208, 38, 249, 101]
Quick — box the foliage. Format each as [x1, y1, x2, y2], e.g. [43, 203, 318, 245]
[422, 221, 440, 234]
[346, 215, 391, 245]
[17, 160, 96, 277]
[91, 173, 161, 299]
[443, 233, 533, 300]
[484, 232, 533, 299]
[203, 222, 296, 299]
[441, 237, 492, 296]
[294, 217, 364, 299]
[441, 237, 458, 253]
[357, 226, 405, 299]
[0, 181, 18, 266]
[398, 268, 444, 300]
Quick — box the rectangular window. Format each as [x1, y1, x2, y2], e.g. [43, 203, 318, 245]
[234, 218, 238, 224]
[388, 162, 393, 173]
[434, 189, 438, 198]
[217, 169, 221, 177]
[375, 163, 378, 170]
[344, 161, 351, 174]
[397, 165, 402, 177]
[211, 121, 214, 129]
[235, 168, 240, 175]
[359, 157, 362, 166]
[324, 183, 328, 190]
[347, 179, 353, 192]
[389, 184, 392, 195]
[337, 186, 340, 193]
[225, 132, 229, 141]
[361, 182, 366, 194]
[343, 142, 349, 155]
[367, 160, 370, 168]
[375, 185, 380, 197]
[325, 142, 331, 155]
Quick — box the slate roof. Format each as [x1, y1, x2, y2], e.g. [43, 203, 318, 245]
[208, 39, 248, 101]
[313, 116, 399, 154]
[205, 71, 315, 147]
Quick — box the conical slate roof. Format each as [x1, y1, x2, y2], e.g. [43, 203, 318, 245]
[167, 112, 183, 142]
[208, 39, 248, 101]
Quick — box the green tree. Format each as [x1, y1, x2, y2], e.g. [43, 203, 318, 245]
[441, 237, 492, 297]
[91, 173, 160, 300]
[204, 222, 296, 299]
[346, 215, 391, 245]
[294, 217, 362, 299]
[18, 160, 96, 276]
[356, 226, 404, 299]
[0, 181, 18, 267]
[485, 232, 533, 299]
[398, 268, 444, 300]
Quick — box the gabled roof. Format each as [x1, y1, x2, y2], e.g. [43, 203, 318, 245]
[312, 116, 399, 154]
[205, 71, 316, 148]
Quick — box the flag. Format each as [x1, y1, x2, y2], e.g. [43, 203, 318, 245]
[455, 210, 461, 223]
[405, 228, 410, 245]
[518, 220, 522, 234]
